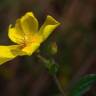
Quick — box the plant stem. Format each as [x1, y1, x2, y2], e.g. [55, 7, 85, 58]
[37, 54, 66, 96]
[53, 75, 66, 96]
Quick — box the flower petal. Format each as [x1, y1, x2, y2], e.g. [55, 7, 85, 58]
[20, 12, 38, 35]
[39, 15, 60, 40]
[22, 43, 40, 56]
[0, 45, 17, 65]
[8, 19, 25, 44]
[0, 45, 25, 65]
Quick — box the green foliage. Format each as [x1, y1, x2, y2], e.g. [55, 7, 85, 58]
[47, 59, 59, 75]
[69, 74, 96, 96]
[38, 55, 59, 75]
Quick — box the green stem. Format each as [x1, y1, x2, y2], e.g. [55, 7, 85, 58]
[53, 75, 66, 96]
[37, 54, 66, 96]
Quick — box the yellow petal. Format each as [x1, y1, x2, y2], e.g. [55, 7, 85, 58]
[22, 43, 40, 56]
[0, 45, 19, 64]
[8, 19, 25, 44]
[20, 12, 38, 35]
[39, 15, 60, 40]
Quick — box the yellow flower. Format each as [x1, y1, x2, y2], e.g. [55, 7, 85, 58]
[0, 12, 60, 65]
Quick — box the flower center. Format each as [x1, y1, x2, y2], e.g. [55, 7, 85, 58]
[20, 34, 42, 49]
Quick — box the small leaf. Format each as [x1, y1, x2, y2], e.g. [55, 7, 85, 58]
[48, 62, 59, 75]
[69, 74, 96, 96]
[44, 58, 59, 75]
[37, 55, 59, 75]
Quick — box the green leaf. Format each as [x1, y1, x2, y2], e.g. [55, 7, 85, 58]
[69, 74, 96, 96]
[44, 58, 59, 75]
[37, 55, 59, 75]
[48, 61, 59, 75]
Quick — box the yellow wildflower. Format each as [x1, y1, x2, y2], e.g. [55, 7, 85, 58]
[0, 12, 60, 65]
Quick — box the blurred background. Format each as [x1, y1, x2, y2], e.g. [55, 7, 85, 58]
[0, 0, 96, 96]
